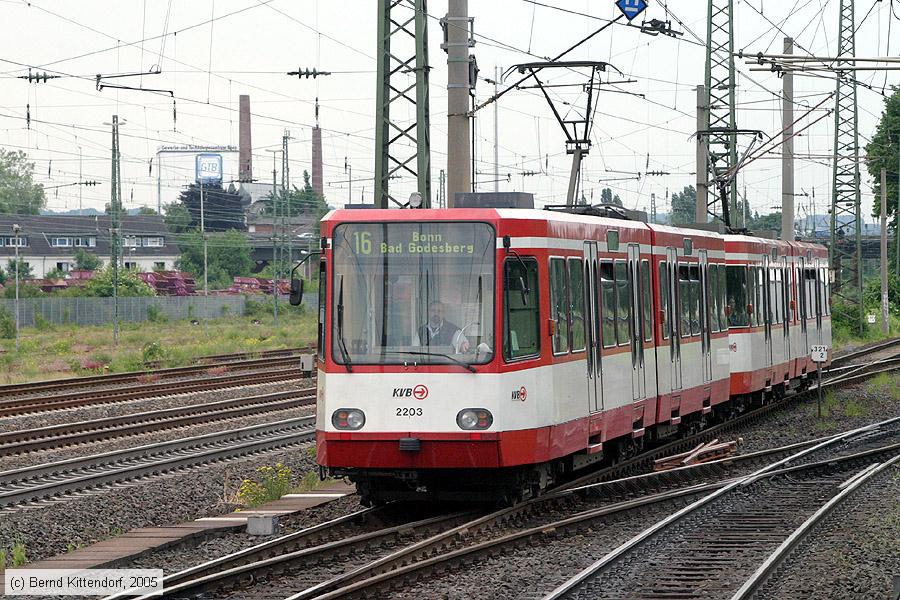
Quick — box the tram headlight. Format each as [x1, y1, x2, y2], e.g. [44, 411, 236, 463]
[332, 408, 366, 430]
[456, 408, 493, 430]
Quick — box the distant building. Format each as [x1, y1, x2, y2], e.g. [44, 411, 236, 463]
[0, 214, 179, 278]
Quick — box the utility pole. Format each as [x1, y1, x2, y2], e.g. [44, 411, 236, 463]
[651, 193, 657, 224]
[829, 0, 864, 335]
[344, 157, 352, 205]
[200, 182, 209, 339]
[109, 115, 122, 346]
[78, 146, 83, 212]
[493, 65, 500, 193]
[265, 149, 281, 325]
[375, 0, 432, 207]
[282, 131, 291, 272]
[446, 0, 472, 206]
[781, 37, 795, 241]
[438, 169, 446, 208]
[703, 0, 738, 226]
[12, 224, 20, 352]
[696, 84, 709, 224]
[881, 168, 889, 334]
[896, 137, 899, 277]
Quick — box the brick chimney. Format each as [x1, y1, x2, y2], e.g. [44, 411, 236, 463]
[239, 95, 252, 181]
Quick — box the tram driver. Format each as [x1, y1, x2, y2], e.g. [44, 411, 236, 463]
[413, 301, 470, 354]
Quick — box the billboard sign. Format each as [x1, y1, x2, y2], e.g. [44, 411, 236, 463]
[196, 153, 223, 183]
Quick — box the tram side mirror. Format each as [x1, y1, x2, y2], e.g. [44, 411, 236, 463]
[289, 278, 304, 306]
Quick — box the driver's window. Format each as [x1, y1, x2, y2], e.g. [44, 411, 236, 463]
[503, 258, 540, 361]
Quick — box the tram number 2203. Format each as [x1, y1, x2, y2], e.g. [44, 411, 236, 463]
[396, 407, 423, 417]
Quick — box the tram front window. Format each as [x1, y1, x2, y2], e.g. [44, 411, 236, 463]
[331, 222, 495, 367]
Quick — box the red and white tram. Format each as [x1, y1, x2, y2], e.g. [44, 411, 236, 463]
[296, 205, 831, 504]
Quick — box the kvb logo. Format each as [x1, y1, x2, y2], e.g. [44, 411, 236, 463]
[511, 386, 528, 402]
[392, 385, 429, 400]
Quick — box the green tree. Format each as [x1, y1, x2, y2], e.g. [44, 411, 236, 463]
[670, 185, 696, 225]
[265, 171, 330, 224]
[6, 259, 33, 280]
[45, 267, 67, 280]
[163, 201, 192, 234]
[81, 266, 154, 297]
[747, 211, 782, 232]
[73, 248, 103, 271]
[599, 187, 622, 207]
[3, 283, 43, 299]
[0, 149, 46, 214]
[865, 86, 899, 232]
[175, 229, 253, 289]
[137, 206, 159, 216]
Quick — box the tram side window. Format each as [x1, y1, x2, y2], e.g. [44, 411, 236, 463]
[782, 268, 791, 323]
[641, 260, 652, 342]
[725, 266, 750, 327]
[678, 264, 691, 338]
[600, 261, 616, 348]
[821, 268, 830, 315]
[689, 266, 701, 336]
[659, 263, 670, 340]
[709, 264, 720, 333]
[759, 267, 769, 325]
[317, 261, 327, 360]
[747, 266, 757, 327]
[503, 258, 541, 360]
[806, 269, 816, 318]
[569, 259, 586, 351]
[717, 264, 727, 330]
[614, 260, 631, 346]
[549, 258, 570, 355]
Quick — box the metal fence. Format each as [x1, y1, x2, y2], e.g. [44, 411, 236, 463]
[0, 296, 253, 327]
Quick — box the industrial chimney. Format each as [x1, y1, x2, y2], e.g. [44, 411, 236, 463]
[239, 95, 252, 181]
[311, 99, 323, 198]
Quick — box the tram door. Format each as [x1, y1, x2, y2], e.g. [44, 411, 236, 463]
[781, 258, 791, 362]
[583, 241, 603, 413]
[627, 244, 646, 400]
[814, 259, 823, 345]
[762, 256, 774, 366]
[798, 257, 808, 353]
[666, 247, 682, 390]
[699, 250, 713, 383]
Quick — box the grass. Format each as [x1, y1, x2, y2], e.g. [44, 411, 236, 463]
[865, 371, 900, 401]
[833, 313, 900, 351]
[0, 308, 316, 385]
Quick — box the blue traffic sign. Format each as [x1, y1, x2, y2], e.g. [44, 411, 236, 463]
[615, 0, 648, 21]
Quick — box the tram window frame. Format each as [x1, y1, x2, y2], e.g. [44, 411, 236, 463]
[717, 264, 727, 331]
[725, 265, 750, 328]
[503, 257, 542, 362]
[678, 264, 691, 338]
[600, 261, 617, 348]
[568, 257, 587, 352]
[709, 264, 720, 333]
[689, 265, 701, 336]
[782, 267, 791, 324]
[798, 267, 807, 322]
[659, 262, 670, 340]
[641, 260, 652, 343]
[614, 260, 632, 347]
[317, 260, 327, 361]
[549, 257, 570, 355]
[822, 268, 830, 315]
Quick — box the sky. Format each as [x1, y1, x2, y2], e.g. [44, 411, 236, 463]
[0, 0, 897, 225]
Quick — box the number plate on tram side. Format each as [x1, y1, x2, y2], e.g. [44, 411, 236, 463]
[396, 407, 424, 417]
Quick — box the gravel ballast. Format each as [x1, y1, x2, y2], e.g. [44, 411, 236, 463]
[0, 443, 321, 564]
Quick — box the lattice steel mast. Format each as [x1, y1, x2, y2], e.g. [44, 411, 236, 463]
[829, 0, 863, 332]
[703, 0, 738, 226]
[375, 0, 432, 208]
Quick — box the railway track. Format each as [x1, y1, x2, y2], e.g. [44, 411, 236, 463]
[0, 365, 309, 418]
[0, 347, 311, 399]
[113, 360, 900, 600]
[0, 388, 316, 455]
[0, 417, 316, 511]
[545, 418, 900, 600]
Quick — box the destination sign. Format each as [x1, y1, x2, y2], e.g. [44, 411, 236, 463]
[335, 223, 492, 258]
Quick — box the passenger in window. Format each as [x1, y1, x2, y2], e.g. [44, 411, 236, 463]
[413, 301, 470, 353]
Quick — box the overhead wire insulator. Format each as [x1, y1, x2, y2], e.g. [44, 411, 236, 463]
[287, 68, 332, 79]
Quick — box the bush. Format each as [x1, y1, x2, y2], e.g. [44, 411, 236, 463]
[0, 307, 14, 339]
[34, 310, 52, 331]
[142, 341, 168, 364]
[146, 304, 168, 323]
[235, 463, 292, 507]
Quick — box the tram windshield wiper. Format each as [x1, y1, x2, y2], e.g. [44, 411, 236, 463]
[385, 351, 476, 373]
[336, 277, 353, 372]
